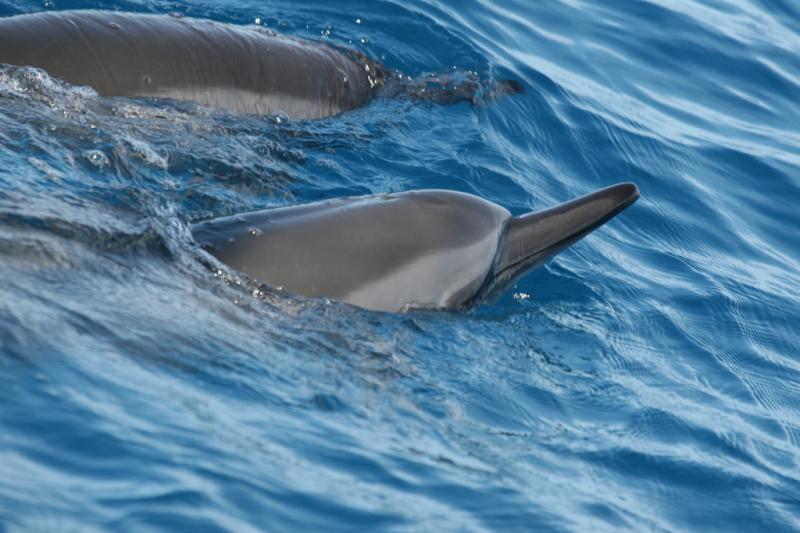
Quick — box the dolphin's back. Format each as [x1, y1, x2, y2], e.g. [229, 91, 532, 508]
[0, 11, 378, 118]
[193, 191, 511, 311]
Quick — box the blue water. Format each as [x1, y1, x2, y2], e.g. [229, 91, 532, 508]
[1, 0, 799, 530]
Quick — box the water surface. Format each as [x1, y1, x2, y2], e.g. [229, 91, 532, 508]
[1, 0, 799, 530]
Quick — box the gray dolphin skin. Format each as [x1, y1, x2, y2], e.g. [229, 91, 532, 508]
[192, 183, 640, 312]
[0, 10, 385, 119]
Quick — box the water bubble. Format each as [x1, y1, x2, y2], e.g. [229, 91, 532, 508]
[84, 150, 109, 168]
[254, 17, 262, 25]
[125, 137, 167, 169]
[355, 18, 362, 24]
[272, 111, 290, 125]
[315, 159, 339, 170]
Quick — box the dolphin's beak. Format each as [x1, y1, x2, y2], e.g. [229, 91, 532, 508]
[489, 182, 640, 292]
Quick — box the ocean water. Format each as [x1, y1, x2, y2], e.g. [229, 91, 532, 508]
[1, 0, 799, 530]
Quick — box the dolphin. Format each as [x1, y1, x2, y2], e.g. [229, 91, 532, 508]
[0, 10, 386, 119]
[192, 183, 640, 312]
[0, 10, 521, 119]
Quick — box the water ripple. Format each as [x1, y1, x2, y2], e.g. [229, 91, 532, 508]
[1, 0, 799, 530]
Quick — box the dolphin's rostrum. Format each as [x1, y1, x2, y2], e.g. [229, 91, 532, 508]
[192, 184, 640, 312]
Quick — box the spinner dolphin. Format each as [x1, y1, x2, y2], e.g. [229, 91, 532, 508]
[0, 10, 383, 119]
[192, 183, 640, 312]
[0, 10, 521, 118]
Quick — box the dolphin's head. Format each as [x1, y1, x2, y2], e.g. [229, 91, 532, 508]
[193, 184, 639, 312]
